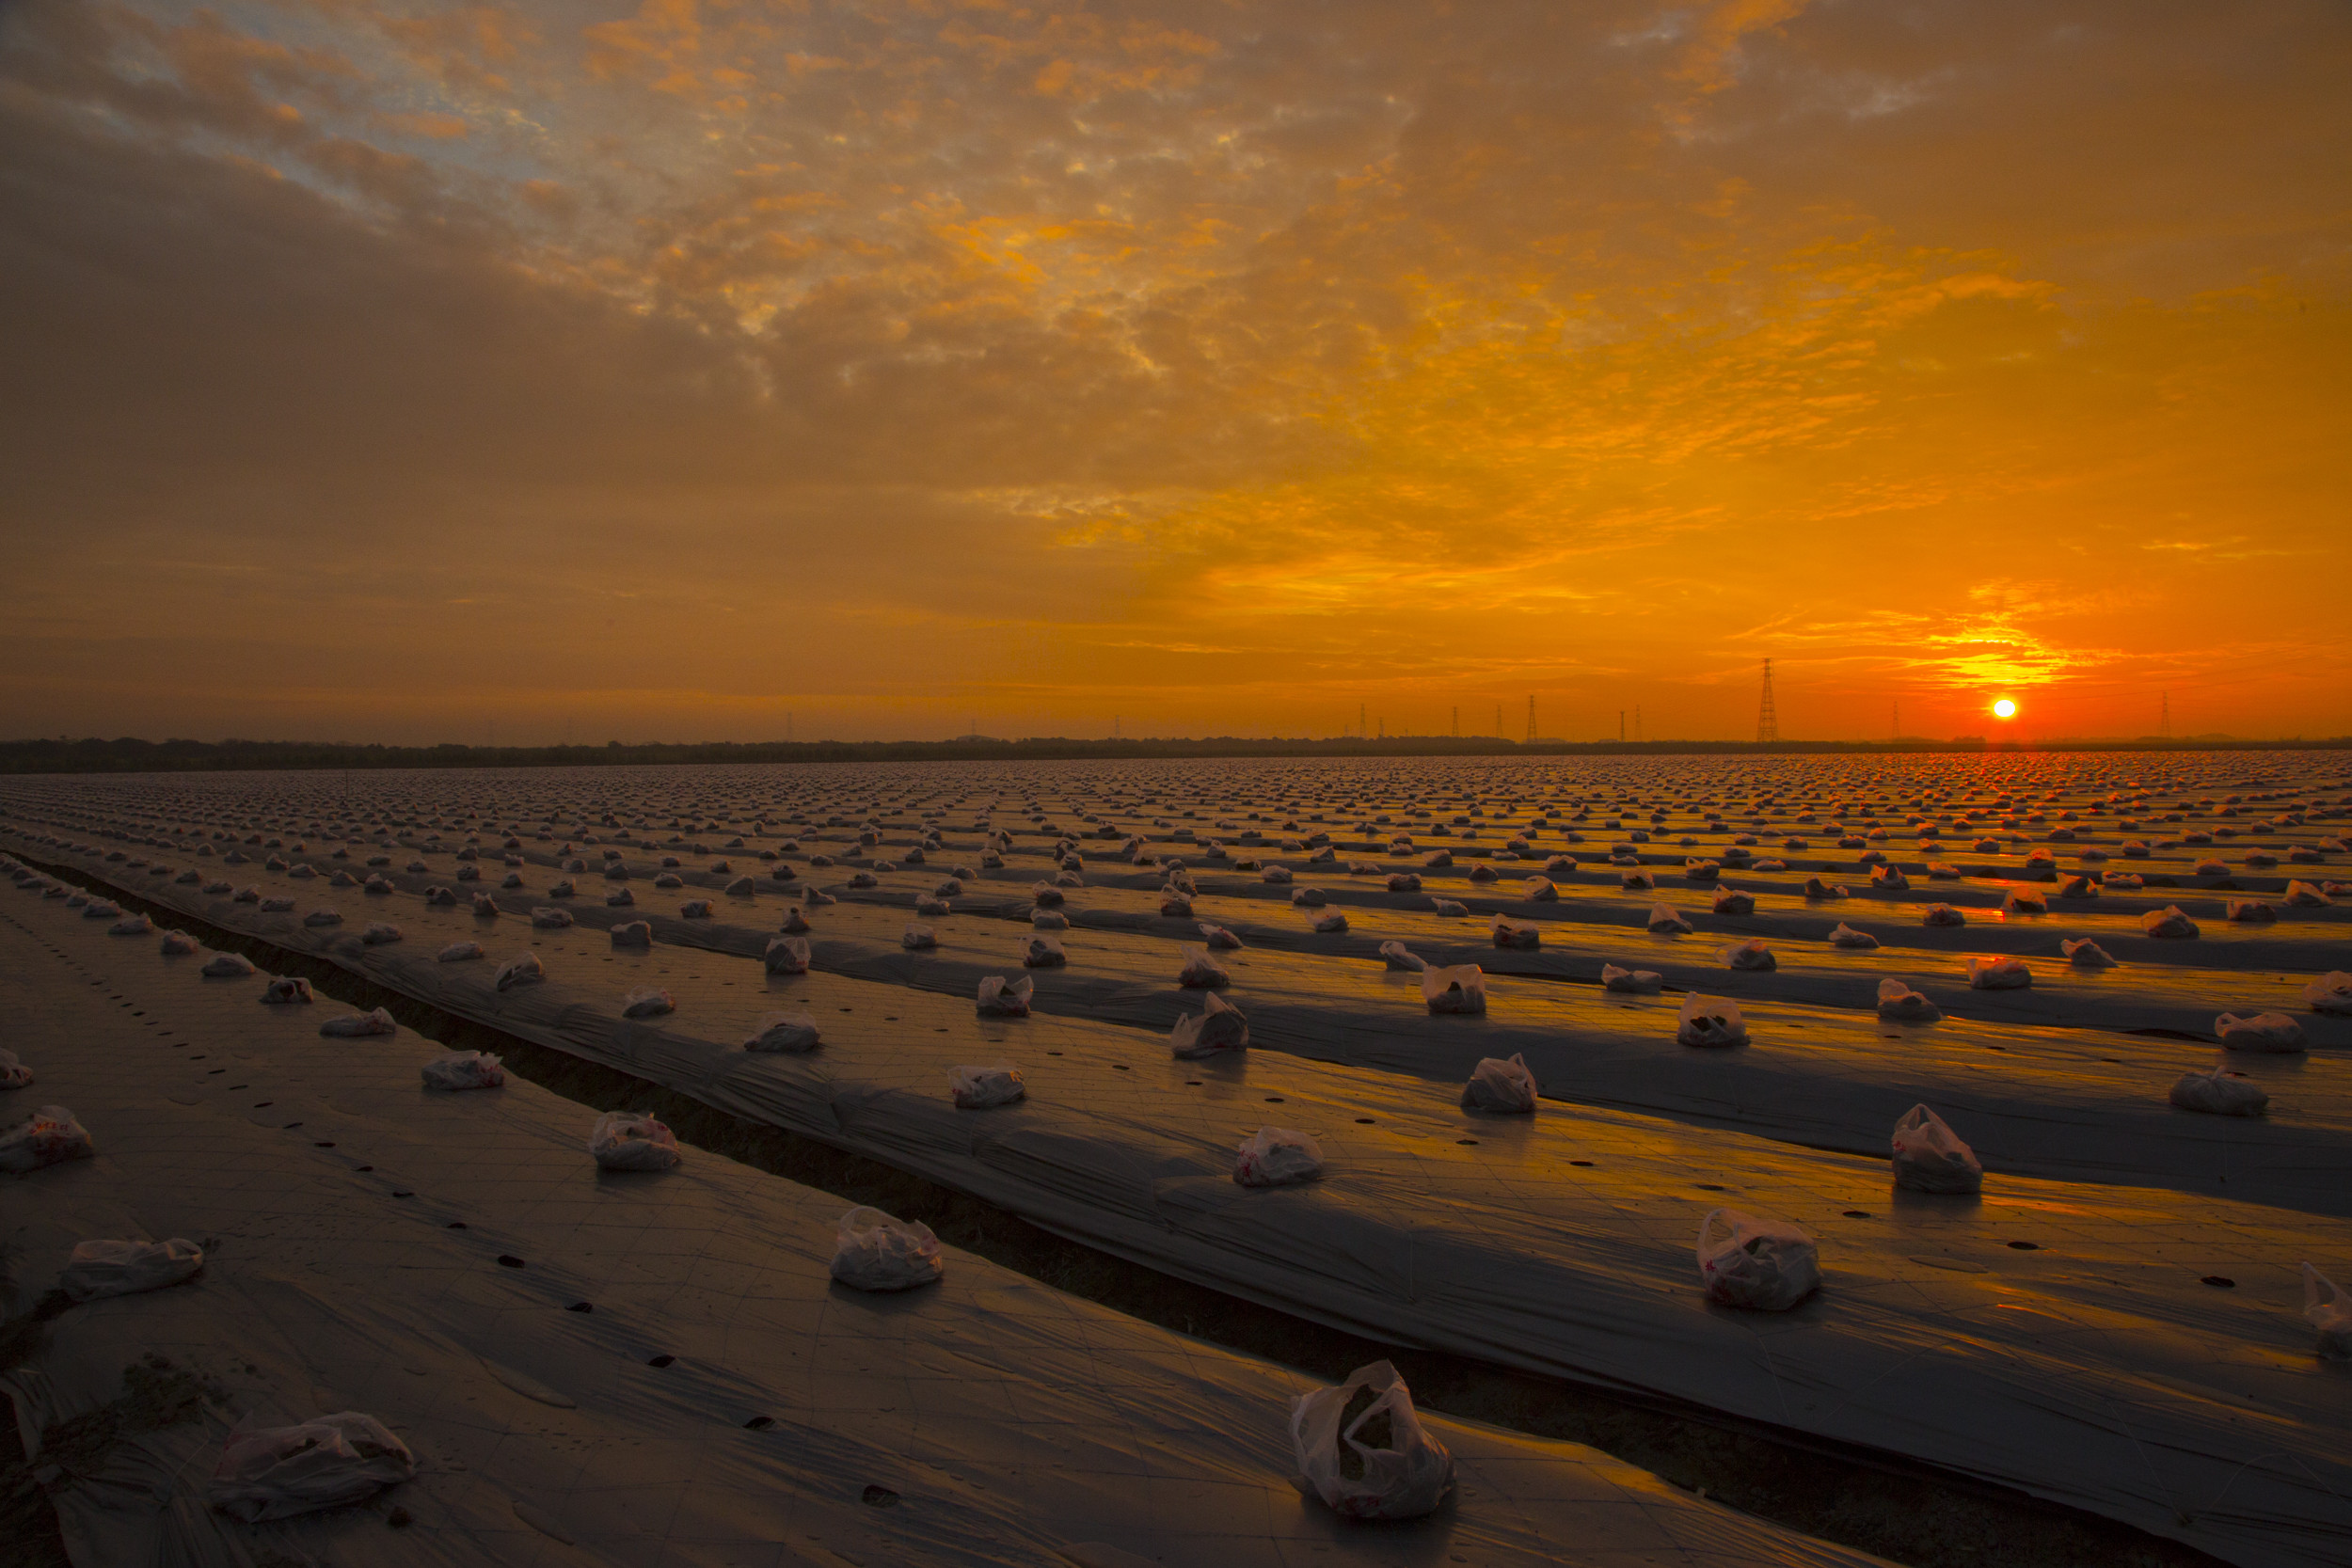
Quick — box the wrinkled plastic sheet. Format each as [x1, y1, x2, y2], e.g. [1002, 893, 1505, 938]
[12, 834, 2352, 1567]
[50, 830, 2352, 1217]
[0, 900, 1899, 1568]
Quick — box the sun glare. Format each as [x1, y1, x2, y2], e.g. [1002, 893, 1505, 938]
[1992, 698, 2018, 720]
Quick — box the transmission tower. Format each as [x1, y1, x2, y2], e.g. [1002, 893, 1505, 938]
[1524, 695, 1536, 743]
[1359, 703, 1366, 738]
[2160, 690, 2170, 739]
[1756, 659, 1779, 743]
[1451, 706, 1458, 737]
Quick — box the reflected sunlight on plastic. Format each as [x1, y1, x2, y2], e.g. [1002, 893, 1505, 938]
[1992, 699, 2019, 721]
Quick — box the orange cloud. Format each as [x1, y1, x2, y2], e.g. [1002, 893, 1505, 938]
[0, 0, 2345, 743]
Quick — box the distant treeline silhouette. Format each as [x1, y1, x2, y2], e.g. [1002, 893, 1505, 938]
[0, 733, 2344, 775]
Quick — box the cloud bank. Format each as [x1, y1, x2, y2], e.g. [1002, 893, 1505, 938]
[3, 0, 2345, 741]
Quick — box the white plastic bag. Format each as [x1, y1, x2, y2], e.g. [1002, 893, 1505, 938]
[590, 1110, 680, 1171]
[529, 906, 572, 929]
[1234, 1127, 1324, 1187]
[1199, 923, 1243, 950]
[1176, 943, 1230, 988]
[1891, 1103, 1982, 1193]
[1377, 940, 1424, 973]
[2061, 938, 2117, 967]
[494, 952, 544, 991]
[262, 976, 313, 1004]
[950, 1062, 1025, 1108]
[1310, 911, 1349, 934]
[977, 975, 1034, 1017]
[2141, 906, 2200, 939]
[1677, 992, 1748, 1047]
[1922, 903, 1965, 927]
[1459, 1053, 1536, 1113]
[160, 930, 199, 956]
[622, 988, 675, 1019]
[437, 941, 484, 963]
[320, 1007, 395, 1038]
[1875, 978, 1941, 1022]
[1490, 915, 1540, 950]
[1288, 1360, 1454, 1520]
[1965, 956, 2031, 990]
[901, 923, 938, 950]
[201, 953, 257, 977]
[59, 1237, 204, 1301]
[1696, 1208, 1819, 1311]
[1170, 992, 1249, 1058]
[744, 1011, 822, 1053]
[2217, 1011, 2306, 1053]
[421, 1051, 504, 1090]
[208, 1412, 415, 1522]
[764, 935, 811, 974]
[1723, 938, 1775, 971]
[1023, 934, 1068, 967]
[1827, 923, 1879, 950]
[1601, 962, 1661, 993]
[830, 1206, 944, 1291]
[2301, 971, 2352, 1015]
[1712, 888, 1755, 916]
[0, 1105, 91, 1173]
[2169, 1065, 2268, 1117]
[1421, 963, 1486, 1015]
[2305, 1262, 2352, 1359]
[0, 1049, 31, 1090]
[1646, 903, 1692, 935]
[611, 920, 653, 948]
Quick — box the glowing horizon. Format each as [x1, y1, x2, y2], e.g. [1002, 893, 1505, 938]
[2, 2, 2346, 746]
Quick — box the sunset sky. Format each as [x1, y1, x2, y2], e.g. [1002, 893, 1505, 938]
[3, 0, 2346, 744]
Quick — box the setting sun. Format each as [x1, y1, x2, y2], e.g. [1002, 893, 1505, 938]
[1993, 699, 2019, 720]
